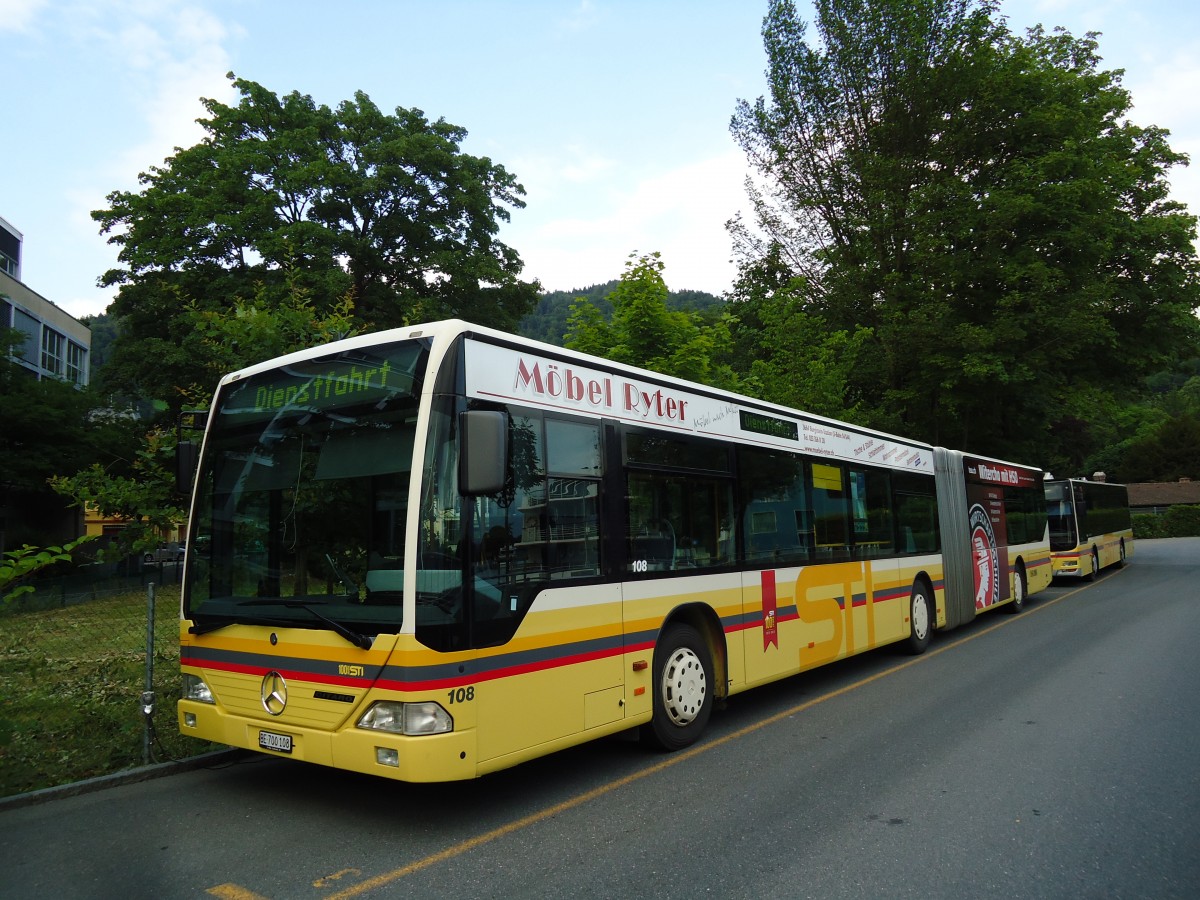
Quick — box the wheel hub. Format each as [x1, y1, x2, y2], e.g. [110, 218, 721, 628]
[912, 594, 930, 640]
[661, 647, 706, 726]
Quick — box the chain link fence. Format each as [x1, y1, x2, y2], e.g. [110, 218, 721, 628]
[0, 562, 218, 799]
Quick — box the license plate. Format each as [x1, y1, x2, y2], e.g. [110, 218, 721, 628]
[258, 730, 292, 753]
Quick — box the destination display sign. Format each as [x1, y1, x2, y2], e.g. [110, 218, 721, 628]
[464, 340, 933, 472]
[217, 342, 425, 423]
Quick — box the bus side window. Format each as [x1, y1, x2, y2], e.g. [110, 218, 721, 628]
[545, 419, 602, 579]
[1004, 484, 1046, 544]
[893, 472, 939, 554]
[739, 447, 811, 566]
[810, 462, 851, 563]
[848, 467, 894, 559]
[626, 472, 733, 573]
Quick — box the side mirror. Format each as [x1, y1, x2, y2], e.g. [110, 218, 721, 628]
[176, 440, 199, 496]
[459, 410, 507, 496]
[175, 409, 208, 498]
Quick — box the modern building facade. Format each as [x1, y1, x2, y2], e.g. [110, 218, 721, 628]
[1, 215, 94, 552]
[0, 215, 91, 386]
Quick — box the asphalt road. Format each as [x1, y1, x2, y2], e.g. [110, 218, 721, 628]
[2, 538, 1198, 899]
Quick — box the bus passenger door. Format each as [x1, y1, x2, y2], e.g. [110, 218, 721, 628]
[471, 413, 626, 764]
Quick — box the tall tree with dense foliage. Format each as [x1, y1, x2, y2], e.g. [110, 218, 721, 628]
[95, 74, 539, 403]
[728, 250, 875, 421]
[565, 253, 742, 390]
[730, 0, 1200, 464]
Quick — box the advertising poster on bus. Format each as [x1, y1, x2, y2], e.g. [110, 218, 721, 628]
[962, 456, 1038, 610]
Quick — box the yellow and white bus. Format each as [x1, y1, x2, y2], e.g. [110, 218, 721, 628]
[178, 320, 1051, 781]
[1045, 478, 1133, 579]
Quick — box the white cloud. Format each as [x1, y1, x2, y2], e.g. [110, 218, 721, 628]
[24, 1, 240, 316]
[0, 0, 48, 32]
[1127, 49, 1200, 135]
[511, 145, 620, 205]
[89, 4, 238, 180]
[1121, 45, 1200, 219]
[556, 0, 603, 35]
[511, 149, 748, 295]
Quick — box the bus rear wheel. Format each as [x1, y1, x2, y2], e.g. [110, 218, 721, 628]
[1007, 563, 1027, 614]
[904, 580, 933, 654]
[642, 622, 713, 751]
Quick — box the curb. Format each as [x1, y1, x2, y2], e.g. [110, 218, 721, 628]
[0, 748, 250, 812]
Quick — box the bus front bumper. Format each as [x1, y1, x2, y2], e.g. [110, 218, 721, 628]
[178, 699, 478, 782]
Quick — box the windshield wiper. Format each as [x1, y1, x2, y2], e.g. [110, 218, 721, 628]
[190, 619, 233, 636]
[237, 598, 373, 650]
[324, 553, 359, 597]
[188, 612, 294, 636]
[287, 602, 373, 650]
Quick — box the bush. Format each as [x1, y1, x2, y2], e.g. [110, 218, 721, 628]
[1133, 506, 1200, 539]
[1133, 514, 1165, 539]
[1162, 505, 1200, 537]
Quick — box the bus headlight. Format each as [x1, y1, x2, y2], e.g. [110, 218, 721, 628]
[182, 673, 215, 704]
[358, 701, 453, 736]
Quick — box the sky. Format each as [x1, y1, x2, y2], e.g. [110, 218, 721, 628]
[3, 0, 1199, 321]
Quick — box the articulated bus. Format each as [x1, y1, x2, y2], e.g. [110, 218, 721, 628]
[1045, 478, 1133, 579]
[177, 320, 1051, 781]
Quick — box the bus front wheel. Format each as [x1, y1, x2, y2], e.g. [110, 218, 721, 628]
[905, 580, 933, 654]
[642, 622, 713, 752]
[1085, 548, 1099, 581]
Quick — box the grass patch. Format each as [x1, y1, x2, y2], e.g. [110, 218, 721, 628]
[0, 586, 219, 798]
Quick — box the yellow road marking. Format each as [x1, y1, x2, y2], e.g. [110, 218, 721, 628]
[313, 869, 362, 888]
[207, 884, 272, 900]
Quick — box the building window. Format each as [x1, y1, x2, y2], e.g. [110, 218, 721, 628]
[41, 327, 65, 377]
[11, 307, 38, 363]
[66, 341, 87, 385]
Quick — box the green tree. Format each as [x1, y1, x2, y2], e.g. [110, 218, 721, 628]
[95, 74, 539, 402]
[1114, 414, 1200, 483]
[730, 0, 1200, 462]
[520, 283, 617, 346]
[0, 329, 135, 549]
[518, 281, 724, 348]
[0, 329, 95, 496]
[180, 271, 360, 403]
[565, 253, 742, 389]
[726, 252, 874, 420]
[50, 428, 184, 561]
[1, 536, 94, 607]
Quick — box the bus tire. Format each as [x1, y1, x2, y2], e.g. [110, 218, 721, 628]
[1117, 540, 1127, 568]
[904, 579, 933, 654]
[1007, 563, 1027, 614]
[642, 622, 713, 752]
[1085, 548, 1099, 581]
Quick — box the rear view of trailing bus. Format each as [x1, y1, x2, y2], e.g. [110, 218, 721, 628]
[1045, 478, 1134, 579]
[178, 320, 1053, 783]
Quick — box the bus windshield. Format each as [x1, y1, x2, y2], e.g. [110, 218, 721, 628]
[1045, 482, 1078, 551]
[183, 339, 429, 636]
